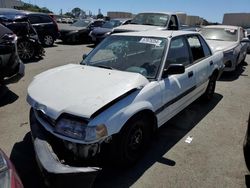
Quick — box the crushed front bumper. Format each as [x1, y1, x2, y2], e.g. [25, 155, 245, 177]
[30, 109, 101, 188]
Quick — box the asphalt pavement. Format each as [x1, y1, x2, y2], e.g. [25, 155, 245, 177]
[0, 42, 249, 188]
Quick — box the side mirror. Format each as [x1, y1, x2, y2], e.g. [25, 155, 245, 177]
[162, 64, 185, 78]
[241, 38, 250, 43]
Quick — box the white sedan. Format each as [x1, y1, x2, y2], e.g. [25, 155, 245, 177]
[200, 25, 249, 72]
[27, 30, 224, 180]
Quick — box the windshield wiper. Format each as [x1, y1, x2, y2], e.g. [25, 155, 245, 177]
[95, 65, 115, 70]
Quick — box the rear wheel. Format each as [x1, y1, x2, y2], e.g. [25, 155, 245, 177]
[17, 40, 35, 61]
[117, 114, 151, 166]
[43, 35, 54, 47]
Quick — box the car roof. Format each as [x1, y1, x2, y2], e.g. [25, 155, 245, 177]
[136, 12, 175, 15]
[203, 25, 239, 30]
[113, 30, 199, 39]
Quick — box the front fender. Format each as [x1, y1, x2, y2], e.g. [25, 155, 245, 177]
[90, 95, 155, 136]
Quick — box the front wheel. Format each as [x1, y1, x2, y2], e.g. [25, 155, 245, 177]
[117, 114, 151, 166]
[203, 74, 217, 101]
[17, 40, 35, 61]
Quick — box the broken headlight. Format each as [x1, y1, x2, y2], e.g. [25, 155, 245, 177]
[55, 117, 108, 142]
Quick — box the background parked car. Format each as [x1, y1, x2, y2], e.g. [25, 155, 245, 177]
[113, 12, 180, 33]
[89, 18, 131, 44]
[0, 14, 44, 62]
[244, 113, 250, 171]
[246, 28, 250, 53]
[0, 8, 59, 47]
[0, 23, 24, 84]
[59, 19, 105, 44]
[200, 25, 249, 72]
[0, 148, 23, 188]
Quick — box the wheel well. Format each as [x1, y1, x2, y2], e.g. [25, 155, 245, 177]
[120, 109, 158, 135]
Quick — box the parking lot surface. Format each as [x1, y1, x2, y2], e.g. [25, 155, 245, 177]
[0, 42, 249, 188]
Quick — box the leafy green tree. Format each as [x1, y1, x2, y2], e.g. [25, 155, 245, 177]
[71, 7, 82, 18]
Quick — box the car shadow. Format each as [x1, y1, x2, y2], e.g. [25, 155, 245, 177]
[219, 61, 248, 82]
[246, 175, 250, 187]
[0, 85, 19, 107]
[93, 93, 223, 188]
[10, 132, 46, 188]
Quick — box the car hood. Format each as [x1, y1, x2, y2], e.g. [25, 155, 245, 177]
[206, 40, 238, 52]
[92, 27, 112, 35]
[58, 24, 87, 32]
[27, 64, 149, 119]
[113, 24, 162, 32]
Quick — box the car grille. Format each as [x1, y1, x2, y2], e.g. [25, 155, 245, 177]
[35, 110, 56, 127]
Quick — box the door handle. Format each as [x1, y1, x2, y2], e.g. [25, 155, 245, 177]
[188, 71, 193, 78]
[210, 61, 214, 66]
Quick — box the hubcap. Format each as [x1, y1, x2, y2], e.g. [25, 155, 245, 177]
[18, 41, 34, 60]
[129, 126, 143, 151]
[44, 35, 53, 46]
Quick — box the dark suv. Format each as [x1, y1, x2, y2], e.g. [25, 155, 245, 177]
[0, 23, 24, 84]
[0, 8, 59, 47]
[26, 12, 59, 46]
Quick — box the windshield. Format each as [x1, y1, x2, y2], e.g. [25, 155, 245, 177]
[130, 13, 169, 27]
[72, 19, 91, 27]
[102, 20, 122, 29]
[83, 35, 167, 79]
[200, 28, 238, 42]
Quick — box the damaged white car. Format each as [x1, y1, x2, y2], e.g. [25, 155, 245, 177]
[27, 30, 224, 186]
[200, 25, 249, 72]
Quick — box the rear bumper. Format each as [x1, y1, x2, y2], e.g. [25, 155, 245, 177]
[1, 58, 25, 84]
[30, 109, 101, 188]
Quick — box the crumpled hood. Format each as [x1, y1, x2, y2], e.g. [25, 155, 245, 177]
[206, 40, 238, 52]
[58, 24, 87, 32]
[113, 24, 162, 33]
[27, 64, 149, 119]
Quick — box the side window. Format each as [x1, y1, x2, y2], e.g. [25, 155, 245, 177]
[93, 21, 104, 27]
[168, 15, 178, 30]
[40, 15, 52, 23]
[28, 15, 41, 24]
[166, 37, 190, 67]
[187, 35, 205, 62]
[240, 28, 244, 40]
[198, 35, 212, 57]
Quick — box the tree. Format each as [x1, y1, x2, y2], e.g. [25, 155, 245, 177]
[16, 3, 52, 13]
[71, 7, 82, 18]
[97, 13, 104, 19]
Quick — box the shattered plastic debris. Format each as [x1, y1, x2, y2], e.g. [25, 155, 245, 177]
[185, 136, 193, 143]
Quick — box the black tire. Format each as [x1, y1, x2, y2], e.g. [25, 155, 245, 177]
[17, 40, 35, 61]
[43, 35, 54, 47]
[203, 74, 217, 101]
[117, 114, 151, 166]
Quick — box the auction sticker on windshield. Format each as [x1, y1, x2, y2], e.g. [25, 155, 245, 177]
[139, 38, 162, 46]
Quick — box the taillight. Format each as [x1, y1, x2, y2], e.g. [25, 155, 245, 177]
[0, 150, 23, 188]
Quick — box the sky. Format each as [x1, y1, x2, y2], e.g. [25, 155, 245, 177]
[22, 0, 250, 23]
